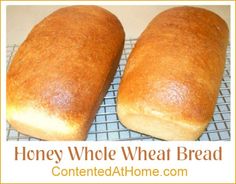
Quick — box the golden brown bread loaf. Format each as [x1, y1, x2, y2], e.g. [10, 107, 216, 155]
[117, 6, 229, 140]
[7, 6, 125, 140]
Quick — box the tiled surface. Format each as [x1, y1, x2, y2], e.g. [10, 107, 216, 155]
[6, 39, 231, 141]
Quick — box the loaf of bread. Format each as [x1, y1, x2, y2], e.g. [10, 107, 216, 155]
[117, 6, 228, 140]
[7, 6, 125, 140]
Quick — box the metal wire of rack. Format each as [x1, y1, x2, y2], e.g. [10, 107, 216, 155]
[6, 39, 231, 141]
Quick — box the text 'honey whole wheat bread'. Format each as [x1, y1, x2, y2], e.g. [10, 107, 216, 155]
[117, 6, 228, 140]
[7, 6, 125, 140]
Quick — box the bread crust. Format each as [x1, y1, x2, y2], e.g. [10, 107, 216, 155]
[117, 6, 228, 140]
[7, 6, 125, 140]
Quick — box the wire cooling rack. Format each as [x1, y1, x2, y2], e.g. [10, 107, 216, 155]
[6, 39, 231, 141]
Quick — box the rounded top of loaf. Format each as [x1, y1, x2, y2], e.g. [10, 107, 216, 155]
[148, 6, 229, 41]
[52, 5, 124, 30]
[158, 6, 228, 28]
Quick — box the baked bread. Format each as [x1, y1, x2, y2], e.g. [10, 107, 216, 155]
[7, 6, 125, 140]
[117, 6, 228, 140]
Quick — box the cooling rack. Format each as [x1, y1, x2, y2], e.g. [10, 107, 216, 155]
[6, 39, 231, 141]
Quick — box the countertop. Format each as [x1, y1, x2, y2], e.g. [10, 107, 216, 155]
[7, 5, 230, 45]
